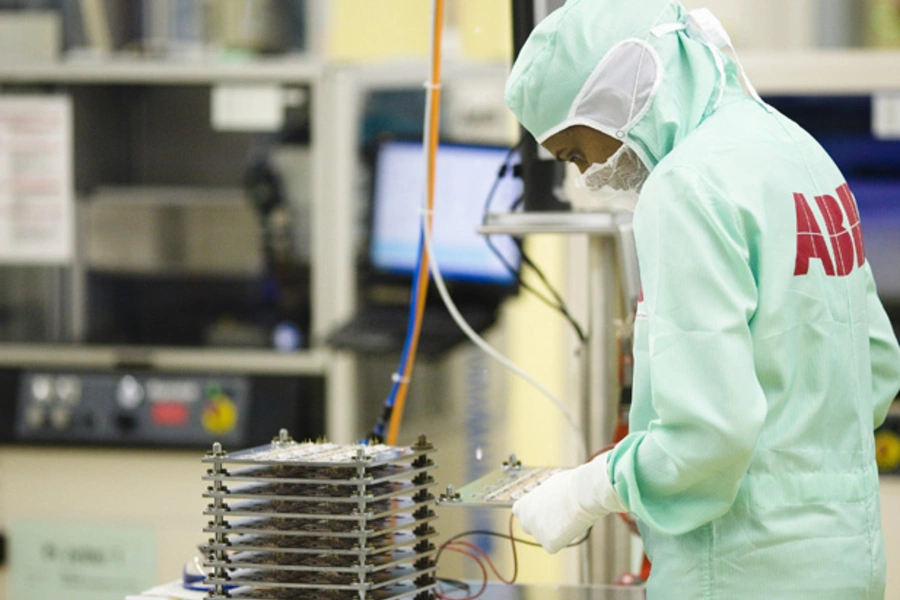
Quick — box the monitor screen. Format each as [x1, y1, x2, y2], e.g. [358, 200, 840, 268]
[369, 140, 522, 286]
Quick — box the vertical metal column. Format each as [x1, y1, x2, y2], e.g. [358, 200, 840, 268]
[481, 212, 636, 586]
[207, 442, 227, 599]
[586, 235, 623, 584]
[587, 232, 637, 585]
[320, 69, 360, 443]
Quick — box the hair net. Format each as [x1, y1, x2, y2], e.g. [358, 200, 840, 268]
[505, 0, 763, 169]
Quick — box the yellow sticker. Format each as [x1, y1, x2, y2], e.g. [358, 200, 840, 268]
[202, 394, 238, 435]
[875, 430, 900, 473]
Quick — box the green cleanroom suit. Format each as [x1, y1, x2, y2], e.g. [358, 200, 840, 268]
[504, 0, 900, 598]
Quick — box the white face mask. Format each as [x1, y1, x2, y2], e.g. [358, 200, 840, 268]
[573, 144, 650, 213]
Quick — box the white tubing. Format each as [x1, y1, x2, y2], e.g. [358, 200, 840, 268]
[416, 0, 587, 463]
[421, 213, 588, 462]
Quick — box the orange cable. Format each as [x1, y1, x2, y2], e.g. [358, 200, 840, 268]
[507, 511, 519, 584]
[386, 0, 445, 446]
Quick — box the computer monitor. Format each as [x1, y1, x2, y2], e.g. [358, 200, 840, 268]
[369, 140, 522, 288]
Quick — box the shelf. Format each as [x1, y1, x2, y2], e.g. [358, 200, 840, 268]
[1, 50, 899, 93]
[480, 211, 632, 236]
[0, 55, 323, 85]
[0, 56, 507, 87]
[743, 50, 900, 95]
[0, 344, 331, 376]
[334, 51, 900, 96]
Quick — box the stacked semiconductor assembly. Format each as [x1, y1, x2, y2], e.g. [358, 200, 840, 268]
[201, 430, 438, 600]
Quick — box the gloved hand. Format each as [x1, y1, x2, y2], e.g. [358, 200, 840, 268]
[512, 451, 627, 554]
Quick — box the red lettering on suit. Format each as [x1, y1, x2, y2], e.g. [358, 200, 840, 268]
[814, 194, 855, 276]
[836, 183, 866, 267]
[794, 192, 835, 276]
[794, 183, 866, 278]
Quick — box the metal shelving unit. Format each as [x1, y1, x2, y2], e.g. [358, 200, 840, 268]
[0, 53, 358, 442]
[0, 343, 331, 376]
[0, 56, 324, 85]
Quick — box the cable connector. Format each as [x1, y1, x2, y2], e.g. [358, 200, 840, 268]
[391, 372, 411, 384]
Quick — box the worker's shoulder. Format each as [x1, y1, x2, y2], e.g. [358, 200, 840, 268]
[650, 101, 814, 195]
[668, 101, 788, 170]
[639, 112, 765, 217]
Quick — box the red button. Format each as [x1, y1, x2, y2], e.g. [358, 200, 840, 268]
[151, 402, 190, 427]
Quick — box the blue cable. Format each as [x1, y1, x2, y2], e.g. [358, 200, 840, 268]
[365, 147, 517, 443]
[366, 227, 429, 443]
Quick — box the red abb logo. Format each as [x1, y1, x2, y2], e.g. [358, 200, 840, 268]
[794, 183, 866, 277]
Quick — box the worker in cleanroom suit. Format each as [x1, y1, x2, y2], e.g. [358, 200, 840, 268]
[505, 1, 900, 598]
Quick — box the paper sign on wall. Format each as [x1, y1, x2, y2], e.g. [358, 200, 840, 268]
[0, 95, 74, 264]
[9, 521, 157, 600]
[874, 92, 900, 141]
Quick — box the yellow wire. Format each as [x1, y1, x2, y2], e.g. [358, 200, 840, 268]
[386, 0, 445, 446]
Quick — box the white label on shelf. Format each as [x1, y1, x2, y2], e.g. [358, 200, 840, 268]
[211, 84, 285, 132]
[873, 92, 900, 141]
[9, 520, 156, 600]
[0, 95, 74, 264]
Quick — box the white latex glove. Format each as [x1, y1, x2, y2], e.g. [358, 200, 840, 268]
[512, 451, 626, 554]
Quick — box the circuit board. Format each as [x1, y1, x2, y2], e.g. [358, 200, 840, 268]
[202, 430, 437, 600]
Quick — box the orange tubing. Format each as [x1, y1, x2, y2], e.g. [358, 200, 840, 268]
[386, 0, 445, 446]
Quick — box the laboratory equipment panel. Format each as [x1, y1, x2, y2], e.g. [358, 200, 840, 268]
[0, 368, 324, 449]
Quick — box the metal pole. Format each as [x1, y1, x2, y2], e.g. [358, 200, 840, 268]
[578, 297, 593, 584]
[478, 212, 637, 583]
[321, 69, 360, 443]
[587, 234, 628, 584]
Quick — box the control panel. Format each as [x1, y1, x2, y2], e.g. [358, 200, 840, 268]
[10, 370, 272, 448]
[0, 367, 323, 449]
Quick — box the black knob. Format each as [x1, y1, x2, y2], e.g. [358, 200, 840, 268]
[116, 413, 137, 431]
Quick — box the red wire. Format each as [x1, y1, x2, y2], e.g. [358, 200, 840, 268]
[435, 513, 520, 599]
[435, 546, 488, 600]
[446, 541, 514, 585]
